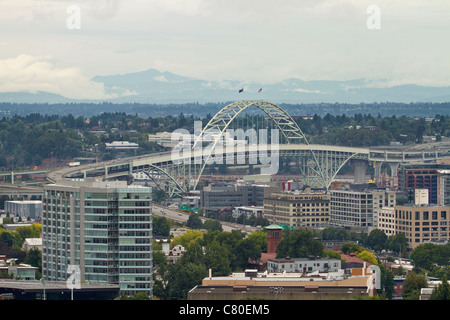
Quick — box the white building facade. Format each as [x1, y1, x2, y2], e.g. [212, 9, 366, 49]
[42, 179, 153, 297]
[267, 257, 341, 273]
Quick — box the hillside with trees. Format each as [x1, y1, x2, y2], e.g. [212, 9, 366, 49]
[0, 110, 447, 171]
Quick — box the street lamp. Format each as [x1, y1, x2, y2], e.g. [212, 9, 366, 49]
[40, 278, 46, 300]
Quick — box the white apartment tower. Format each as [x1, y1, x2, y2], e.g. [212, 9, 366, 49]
[42, 179, 152, 297]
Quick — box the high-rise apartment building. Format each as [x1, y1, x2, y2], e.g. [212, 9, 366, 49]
[42, 179, 152, 297]
[263, 189, 330, 228]
[330, 188, 396, 232]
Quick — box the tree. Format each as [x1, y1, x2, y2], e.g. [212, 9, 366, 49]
[120, 292, 151, 300]
[387, 233, 408, 255]
[152, 250, 167, 268]
[168, 262, 207, 300]
[186, 214, 203, 230]
[154, 241, 208, 300]
[321, 227, 348, 241]
[341, 242, 363, 255]
[202, 219, 222, 232]
[212, 230, 243, 251]
[383, 268, 395, 300]
[181, 242, 204, 265]
[14, 223, 42, 242]
[203, 240, 231, 276]
[152, 253, 171, 300]
[0, 231, 15, 247]
[171, 229, 204, 249]
[153, 216, 170, 237]
[366, 229, 387, 252]
[246, 230, 267, 253]
[410, 243, 450, 271]
[322, 250, 341, 260]
[356, 250, 378, 265]
[24, 248, 42, 276]
[276, 229, 323, 258]
[131, 292, 151, 300]
[402, 272, 428, 300]
[234, 239, 261, 271]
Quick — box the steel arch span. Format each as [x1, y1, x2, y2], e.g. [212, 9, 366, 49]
[50, 101, 374, 195]
[193, 100, 309, 148]
[190, 100, 322, 189]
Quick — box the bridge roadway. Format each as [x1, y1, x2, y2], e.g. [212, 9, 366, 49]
[45, 142, 449, 183]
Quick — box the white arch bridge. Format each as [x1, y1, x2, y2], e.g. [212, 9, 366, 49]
[47, 100, 449, 197]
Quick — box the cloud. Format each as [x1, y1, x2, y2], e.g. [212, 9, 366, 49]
[0, 0, 449, 92]
[292, 88, 324, 94]
[0, 54, 112, 99]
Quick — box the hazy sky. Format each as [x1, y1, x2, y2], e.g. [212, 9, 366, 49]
[0, 0, 449, 99]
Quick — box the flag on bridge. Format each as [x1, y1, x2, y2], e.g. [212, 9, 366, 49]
[258, 88, 263, 93]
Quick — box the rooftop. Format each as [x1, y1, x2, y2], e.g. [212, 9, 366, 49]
[265, 224, 283, 230]
[269, 256, 341, 263]
[201, 269, 374, 288]
[5, 200, 42, 204]
[48, 178, 151, 190]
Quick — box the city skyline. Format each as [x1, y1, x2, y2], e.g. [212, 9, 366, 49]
[0, 0, 449, 100]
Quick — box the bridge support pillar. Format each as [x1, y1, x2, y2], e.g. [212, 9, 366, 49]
[351, 160, 368, 184]
[374, 161, 383, 184]
[388, 162, 399, 177]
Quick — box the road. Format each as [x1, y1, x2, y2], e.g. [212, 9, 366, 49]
[152, 205, 261, 234]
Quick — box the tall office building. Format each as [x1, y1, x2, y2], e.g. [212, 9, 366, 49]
[42, 179, 152, 297]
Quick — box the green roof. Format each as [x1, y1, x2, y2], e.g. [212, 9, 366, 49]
[265, 224, 283, 230]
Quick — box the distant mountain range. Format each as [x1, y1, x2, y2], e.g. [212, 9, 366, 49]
[92, 68, 450, 104]
[1, 68, 450, 105]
